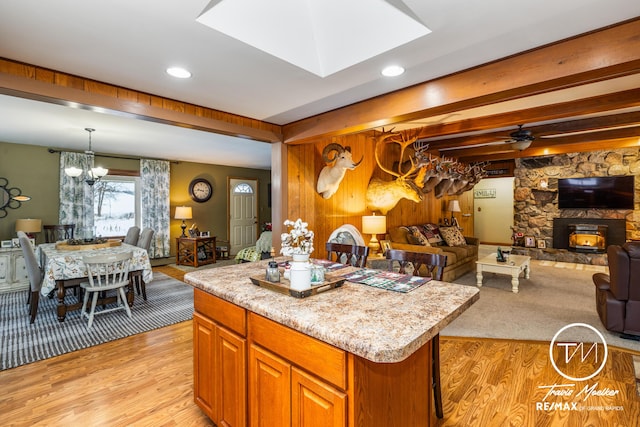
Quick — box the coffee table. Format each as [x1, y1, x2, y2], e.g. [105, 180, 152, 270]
[476, 253, 531, 293]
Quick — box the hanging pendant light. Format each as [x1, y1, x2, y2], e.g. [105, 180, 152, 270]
[64, 128, 109, 186]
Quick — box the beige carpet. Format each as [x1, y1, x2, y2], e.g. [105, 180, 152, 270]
[442, 257, 640, 353]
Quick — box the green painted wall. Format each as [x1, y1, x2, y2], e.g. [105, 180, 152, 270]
[0, 141, 271, 257]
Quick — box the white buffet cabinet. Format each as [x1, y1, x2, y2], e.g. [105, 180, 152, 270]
[0, 247, 29, 293]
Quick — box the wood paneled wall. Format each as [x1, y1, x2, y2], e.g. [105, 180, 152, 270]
[286, 134, 475, 258]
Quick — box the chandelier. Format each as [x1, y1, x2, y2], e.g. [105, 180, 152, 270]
[64, 128, 109, 186]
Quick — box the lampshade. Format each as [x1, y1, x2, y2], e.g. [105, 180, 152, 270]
[15, 218, 42, 233]
[362, 214, 387, 234]
[447, 200, 461, 213]
[174, 206, 193, 220]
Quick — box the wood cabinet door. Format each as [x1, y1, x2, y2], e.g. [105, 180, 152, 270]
[291, 367, 346, 427]
[193, 312, 217, 421]
[217, 325, 247, 427]
[249, 344, 291, 427]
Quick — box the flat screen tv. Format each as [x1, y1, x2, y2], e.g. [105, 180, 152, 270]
[557, 175, 635, 209]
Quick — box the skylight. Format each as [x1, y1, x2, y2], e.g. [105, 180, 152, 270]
[196, 0, 430, 78]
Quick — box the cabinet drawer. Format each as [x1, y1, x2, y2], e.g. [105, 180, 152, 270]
[249, 312, 346, 390]
[194, 289, 246, 336]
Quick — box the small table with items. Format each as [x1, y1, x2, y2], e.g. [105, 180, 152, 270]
[176, 236, 217, 267]
[476, 252, 531, 293]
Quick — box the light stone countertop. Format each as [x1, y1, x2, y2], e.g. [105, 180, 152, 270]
[184, 260, 479, 363]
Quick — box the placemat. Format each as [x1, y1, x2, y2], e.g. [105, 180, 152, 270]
[340, 268, 430, 293]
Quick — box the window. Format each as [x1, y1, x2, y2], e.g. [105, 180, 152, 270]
[94, 176, 140, 237]
[234, 183, 254, 194]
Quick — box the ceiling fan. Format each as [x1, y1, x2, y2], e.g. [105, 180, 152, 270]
[505, 124, 535, 150]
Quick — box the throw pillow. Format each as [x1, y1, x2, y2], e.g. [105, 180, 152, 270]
[439, 226, 467, 247]
[407, 226, 431, 246]
[418, 223, 444, 245]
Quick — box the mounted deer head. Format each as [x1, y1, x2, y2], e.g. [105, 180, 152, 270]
[366, 128, 488, 213]
[365, 128, 429, 214]
[316, 143, 363, 199]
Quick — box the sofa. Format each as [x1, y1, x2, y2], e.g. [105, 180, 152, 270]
[388, 224, 479, 282]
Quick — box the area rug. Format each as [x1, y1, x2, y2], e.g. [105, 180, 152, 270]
[0, 272, 193, 370]
[441, 260, 640, 353]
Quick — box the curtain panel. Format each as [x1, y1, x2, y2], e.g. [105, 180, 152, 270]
[59, 151, 94, 238]
[140, 159, 170, 258]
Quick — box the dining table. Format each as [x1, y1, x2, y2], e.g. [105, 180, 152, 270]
[37, 242, 154, 322]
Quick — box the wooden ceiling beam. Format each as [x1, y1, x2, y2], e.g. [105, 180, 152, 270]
[282, 18, 640, 144]
[452, 131, 640, 163]
[425, 107, 640, 149]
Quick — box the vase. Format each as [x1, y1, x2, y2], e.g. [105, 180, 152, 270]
[289, 253, 311, 291]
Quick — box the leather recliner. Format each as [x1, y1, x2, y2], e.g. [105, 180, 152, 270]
[592, 243, 640, 337]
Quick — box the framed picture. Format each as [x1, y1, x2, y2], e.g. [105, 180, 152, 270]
[1, 240, 12, 248]
[200, 231, 210, 237]
[188, 228, 200, 238]
[380, 239, 392, 256]
[537, 239, 546, 249]
[11, 238, 20, 248]
[524, 236, 536, 248]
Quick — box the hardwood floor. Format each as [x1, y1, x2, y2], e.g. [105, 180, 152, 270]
[436, 337, 640, 427]
[2, 266, 638, 426]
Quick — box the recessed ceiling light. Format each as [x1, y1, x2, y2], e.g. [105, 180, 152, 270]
[381, 65, 405, 77]
[166, 67, 192, 79]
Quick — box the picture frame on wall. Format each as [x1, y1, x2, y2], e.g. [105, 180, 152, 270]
[537, 239, 546, 249]
[524, 236, 536, 248]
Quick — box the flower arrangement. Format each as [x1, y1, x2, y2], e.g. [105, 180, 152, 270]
[280, 218, 314, 256]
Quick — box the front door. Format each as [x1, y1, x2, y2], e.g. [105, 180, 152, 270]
[229, 178, 258, 255]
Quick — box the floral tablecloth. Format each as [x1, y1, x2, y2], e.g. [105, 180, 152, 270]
[37, 243, 153, 296]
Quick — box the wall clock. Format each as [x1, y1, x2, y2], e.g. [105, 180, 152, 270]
[189, 178, 212, 203]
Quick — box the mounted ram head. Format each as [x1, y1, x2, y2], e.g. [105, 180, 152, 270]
[316, 143, 363, 199]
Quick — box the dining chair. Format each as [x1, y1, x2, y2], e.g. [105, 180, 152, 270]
[43, 224, 75, 243]
[133, 227, 155, 300]
[17, 231, 44, 323]
[123, 226, 140, 245]
[80, 251, 133, 329]
[385, 248, 447, 419]
[325, 242, 369, 267]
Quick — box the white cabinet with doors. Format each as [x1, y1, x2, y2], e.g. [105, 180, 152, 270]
[0, 247, 30, 293]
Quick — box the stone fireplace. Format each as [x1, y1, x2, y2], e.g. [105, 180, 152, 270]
[512, 149, 640, 264]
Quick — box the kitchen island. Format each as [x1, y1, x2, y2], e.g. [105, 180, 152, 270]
[184, 260, 479, 427]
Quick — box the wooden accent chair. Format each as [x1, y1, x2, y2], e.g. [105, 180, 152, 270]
[80, 252, 133, 329]
[325, 242, 369, 267]
[17, 231, 43, 323]
[385, 249, 448, 419]
[43, 224, 75, 243]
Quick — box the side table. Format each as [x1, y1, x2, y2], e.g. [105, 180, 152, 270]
[176, 236, 217, 267]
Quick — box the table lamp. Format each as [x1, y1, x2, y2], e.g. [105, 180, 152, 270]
[15, 218, 42, 240]
[174, 206, 192, 237]
[362, 214, 387, 255]
[447, 200, 461, 227]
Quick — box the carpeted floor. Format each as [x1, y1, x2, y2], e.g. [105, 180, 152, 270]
[0, 272, 193, 370]
[442, 259, 640, 353]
